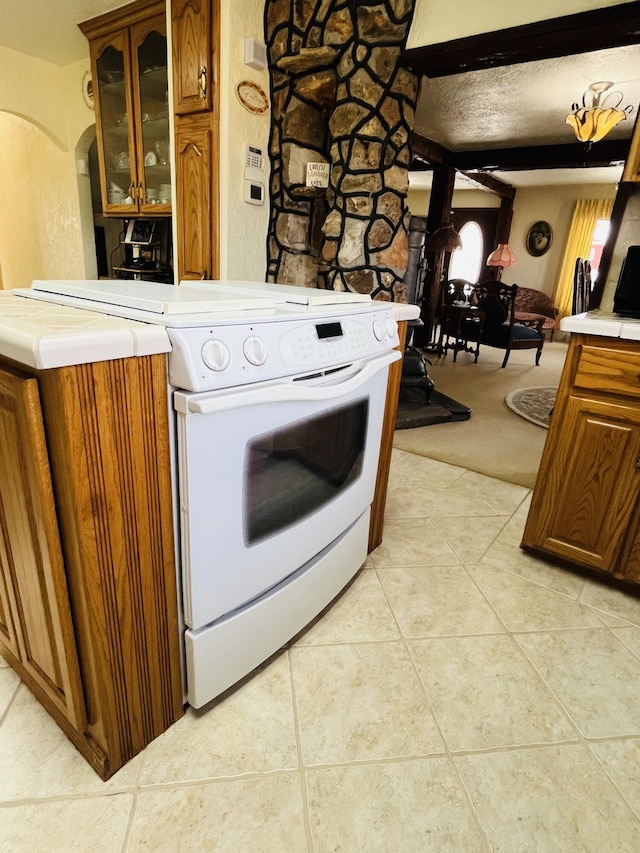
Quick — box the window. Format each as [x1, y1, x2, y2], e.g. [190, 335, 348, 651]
[448, 220, 484, 283]
[588, 218, 610, 283]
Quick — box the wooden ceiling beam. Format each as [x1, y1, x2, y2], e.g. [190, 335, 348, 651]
[403, 1, 640, 78]
[452, 139, 630, 171]
[460, 171, 516, 200]
[410, 133, 450, 166]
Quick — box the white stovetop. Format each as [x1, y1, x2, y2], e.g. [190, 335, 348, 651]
[0, 291, 171, 369]
[0, 279, 420, 370]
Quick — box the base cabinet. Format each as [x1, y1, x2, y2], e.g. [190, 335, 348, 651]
[0, 355, 184, 779]
[522, 334, 640, 585]
[0, 367, 86, 730]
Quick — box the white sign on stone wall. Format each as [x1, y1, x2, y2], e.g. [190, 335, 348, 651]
[306, 161, 330, 188]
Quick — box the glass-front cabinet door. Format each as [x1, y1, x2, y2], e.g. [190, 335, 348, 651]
[94, 30, 136, 214]
[90, 11, 170, 217]
[131, 15, 171, 215]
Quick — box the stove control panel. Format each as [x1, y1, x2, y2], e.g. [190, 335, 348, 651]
[167, 305, 399, 392]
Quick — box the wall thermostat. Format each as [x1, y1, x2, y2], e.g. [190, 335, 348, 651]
[244, 181, 264, 205]
[244, 145, 265, 183]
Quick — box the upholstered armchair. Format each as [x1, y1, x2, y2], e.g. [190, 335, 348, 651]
[463, 281, 545, 368]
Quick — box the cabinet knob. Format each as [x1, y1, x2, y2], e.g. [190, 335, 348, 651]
[199, 66, 207, 100]
[636, 455, 640, 472]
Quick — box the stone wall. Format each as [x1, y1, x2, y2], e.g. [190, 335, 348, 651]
[265, 0, 419, 301]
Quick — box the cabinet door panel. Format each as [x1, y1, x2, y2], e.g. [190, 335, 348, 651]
[172, 0, 212, 114]
[0, 368, 85, 729]
[175, 120, 212, 279]
[534, 395, 640, 571]
[130, 14, 171, 213]
[91, 29, 138, 214]
[0, 522, 20, 657]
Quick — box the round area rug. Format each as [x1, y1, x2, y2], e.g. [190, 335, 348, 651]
[505, 386, 557, 429]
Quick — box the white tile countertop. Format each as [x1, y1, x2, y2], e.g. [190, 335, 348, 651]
[392, 303, 420, 322]
[0, 284, 419, 371]
[561, 311, 640, 341]
[0, 291, 171, 369]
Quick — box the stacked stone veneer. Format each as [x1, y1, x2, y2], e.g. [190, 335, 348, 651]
[265, 0, 418, 301]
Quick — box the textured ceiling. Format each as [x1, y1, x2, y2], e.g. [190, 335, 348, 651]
[1, 1, 638, 188]
[0, 0, 125, 65]
[414, 43, 640, 151]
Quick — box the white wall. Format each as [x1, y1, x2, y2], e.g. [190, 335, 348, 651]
[407, 0, 628, 48]
[218, 0, 271, 281]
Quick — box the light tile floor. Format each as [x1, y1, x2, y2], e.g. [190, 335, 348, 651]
[3, 450, 640, 850]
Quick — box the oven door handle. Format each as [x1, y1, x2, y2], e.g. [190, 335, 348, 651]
[181, 349, 401, 415]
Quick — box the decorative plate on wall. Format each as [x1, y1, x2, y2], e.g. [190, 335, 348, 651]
[235, 80, 269, 114]
[527, 221, 553, 256]
[82, 71, 94, 110]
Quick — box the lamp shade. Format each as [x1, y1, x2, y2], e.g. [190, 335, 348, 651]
[426, 224, 462, 252]
[566, 81, 629, 143]
[487, 243, 516, 268]
[566, 106, 626, 143]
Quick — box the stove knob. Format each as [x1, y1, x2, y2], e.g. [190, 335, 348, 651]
[243, 335, 268, 366]
[385, 317, 397, 338]
[373, 320, 386, 341]
[202, 339, 231, 372]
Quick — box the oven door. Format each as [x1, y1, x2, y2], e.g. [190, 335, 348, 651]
[174, 349, 399, 630]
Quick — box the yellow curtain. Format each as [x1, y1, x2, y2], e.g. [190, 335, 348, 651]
[552, 198, 614, 320]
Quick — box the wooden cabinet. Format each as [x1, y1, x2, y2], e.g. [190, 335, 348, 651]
[80, 0, 172, 217]
[171, 0, 220, 280]
[522, 334, 640, 584]
[0, 354, 184, 780]
[175, 116, 214, 279]
[172, 0, 212, 115]
[0, 366, 85, 729]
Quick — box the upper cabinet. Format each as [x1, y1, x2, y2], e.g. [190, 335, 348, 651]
[80, 1, 172, 217]
[171, 0, 220, 280]
[172, 0, 212, 115]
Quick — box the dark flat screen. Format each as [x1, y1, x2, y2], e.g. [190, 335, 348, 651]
[613, 246, 640, 317]
[316, 322, 343, 339]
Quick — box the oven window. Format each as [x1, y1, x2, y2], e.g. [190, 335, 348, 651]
[243, 399, 368, 545]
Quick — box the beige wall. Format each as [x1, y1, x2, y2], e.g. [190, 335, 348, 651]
[0, 48, 93, 289]
[407, 181, 617, 298]
[407, 0, 628, 48]
[509, 183, 616, 297]
[0, 112, 89, 288]
[408, 186, 501, 215]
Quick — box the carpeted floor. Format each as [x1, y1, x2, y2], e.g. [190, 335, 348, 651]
[393, 338, 569, 489]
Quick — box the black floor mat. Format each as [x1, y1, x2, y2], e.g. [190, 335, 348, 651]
[395, 388, 471, 430]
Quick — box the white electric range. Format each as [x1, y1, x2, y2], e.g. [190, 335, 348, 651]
[16, 278, 401, 707]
